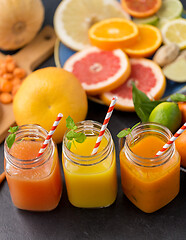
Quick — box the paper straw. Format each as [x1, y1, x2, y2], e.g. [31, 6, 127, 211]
[37, 113, 63, 157]
[155, 122, 186, 157]
[91, 96, 117, 155]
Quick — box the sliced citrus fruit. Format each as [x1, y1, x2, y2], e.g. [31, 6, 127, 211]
[88, 18, 139, 50]
[133, 15, 158, 25]
[54, 0, 130, 51]
[156, 0, 183, 21]
[124, 24, 162, 57]
[63, 47, 131, 95]
[121, 0, 162, 18]
[101, 58, 166, 112]
[161, 18, 186, 49]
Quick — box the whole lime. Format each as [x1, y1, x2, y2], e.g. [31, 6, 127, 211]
[148, 102, 182, 133]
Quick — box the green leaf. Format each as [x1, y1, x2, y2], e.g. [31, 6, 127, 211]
[75, 132, 86, 143]
[67, 141, 72, 150]
[117, 129, 131, 138]
[8, 126, 19, 134]
[132, 82, 162, 122]
[66, 116, 76, 130]
[170, 93, 186, 102]
[66, 130, 76, 140]
[6, 134, 16, 149]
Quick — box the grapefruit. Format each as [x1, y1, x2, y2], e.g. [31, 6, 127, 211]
[64, 47, 131, 95]
[54, 0, 130, 51]
[121, 0, 162, 18]
[88, 18, 139, 50]
[100, 58, 166, 111]
[13, 67, 88, 143]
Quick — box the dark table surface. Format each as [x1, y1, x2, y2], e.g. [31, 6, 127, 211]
[1, 1, 186, 239]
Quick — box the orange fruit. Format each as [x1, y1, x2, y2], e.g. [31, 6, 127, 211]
[88, 18, 139, 50]
[178, 102, 186, 124]
[13, 67, 88, 143]
[64, 47, 131, 95]
[124, 24, 162, 58]
[175, 130, 186, 168]
[121, 0, 162, 18]
[101, 58, 166, 111]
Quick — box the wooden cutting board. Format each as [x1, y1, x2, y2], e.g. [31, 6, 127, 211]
[0, 26, 56, 144]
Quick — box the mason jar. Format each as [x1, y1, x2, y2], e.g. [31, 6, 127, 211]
[4, 124, 62, 211]
[62, 120, 117, 208]
[119, 122, 180, 213]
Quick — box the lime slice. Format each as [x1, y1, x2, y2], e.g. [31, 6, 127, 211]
[54, 0, 130, 51]
[163, 57, 186, 82]
[161, 18, 186, 49]
[156, 0, 183, 20]
[156, 19, 168, 29]
[133, 15, 158, 26]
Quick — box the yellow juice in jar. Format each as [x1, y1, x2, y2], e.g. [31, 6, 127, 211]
[62, 126, 117, 208]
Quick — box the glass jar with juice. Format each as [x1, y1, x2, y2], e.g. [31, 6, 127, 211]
[62, 120, 117, 208]
[4, 124, 62, 211]
[119, 122, 180, 213]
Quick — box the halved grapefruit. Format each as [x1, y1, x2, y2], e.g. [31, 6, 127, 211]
[100, 58, 166, 111]
[63, 47, 131, 95]
[121, 0, 162, 18]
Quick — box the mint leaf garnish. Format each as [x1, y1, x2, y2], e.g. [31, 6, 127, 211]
[6, 126, 19, 149]
[8, 126, 19, 134]
[132, 82, 162, 122]
[117, 122, 140, 138]
[170, 93, 186, 102]
[66, 116, 77, 130]
[66, 116, 86, 150]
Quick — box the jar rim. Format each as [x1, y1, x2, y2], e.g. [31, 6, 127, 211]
[63, 120, 113, 165]
[124, 122, 174, 167]
[4, 124, 54, 169]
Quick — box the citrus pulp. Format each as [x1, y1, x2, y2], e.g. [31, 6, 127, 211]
[54, 0, 130, 51]
[101, 58, 166, 111]
[64, 47, 131, 95]
[88, 18, 139, 50]
[124, 24, 162, 58]
[121, 0, 162, 18]
[161, 18, 186, 49]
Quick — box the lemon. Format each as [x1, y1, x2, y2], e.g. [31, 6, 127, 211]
[148, 102, 182, 133]
[161, 18, 186, 49]
[13, 67, 88, 143]
[156, 0, 183, 20]
[54, 0, 130, 51]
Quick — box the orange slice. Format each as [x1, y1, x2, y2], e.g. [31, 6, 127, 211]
[124, 24, 162, 58]
[121, 0, 162, 18]
[64, 47, 131, 95]
[101, 58, 166, 112]
[88, 18, 139, 50]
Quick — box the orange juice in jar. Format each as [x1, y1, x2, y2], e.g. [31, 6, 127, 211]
[119, 123, 180, 213]
[62, 120, 117, 208]
[4, 125, 62, 211]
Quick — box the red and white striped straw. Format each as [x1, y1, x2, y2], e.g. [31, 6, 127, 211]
[37, 113, 63, 158]
[155, 122, 186, 157]
[91, 96, 117, 155]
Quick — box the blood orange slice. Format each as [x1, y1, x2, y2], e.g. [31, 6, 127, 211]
[64, 47, 131, 95]
[101, 58, 166, 111]
[121, 0, 162, 18]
